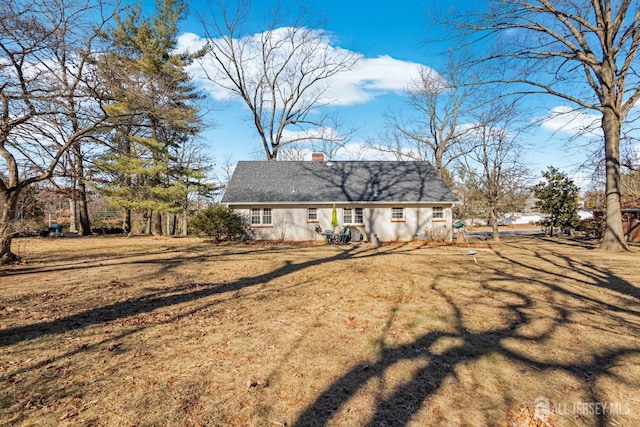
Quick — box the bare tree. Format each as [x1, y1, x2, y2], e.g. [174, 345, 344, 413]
[0, 0, 116, 264]
[458, 0, 640, 251]
[456, 101, 531, 242]
[620, 143, 639, 205]
[197, 0, 358, 160]
[374, 53, 479, 183]
[278, 143, 308, 161]
[42, 0, 118, 236]
[279, 116, 353, 161]
[621, 143, 639, 172]
[171, 137, 217, 236]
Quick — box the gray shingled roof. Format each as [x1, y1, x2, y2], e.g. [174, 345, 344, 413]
[221, 160, 459, 204]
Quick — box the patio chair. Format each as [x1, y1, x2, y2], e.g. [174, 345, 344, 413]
[338, 227, 351, 244]
[325, 230, 336, 245]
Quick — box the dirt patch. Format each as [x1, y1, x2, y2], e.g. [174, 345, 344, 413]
[1, 236, 639, 426]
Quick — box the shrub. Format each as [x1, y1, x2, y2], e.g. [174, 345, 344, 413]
[574, 217, 605, 239]
[424, 224, 451, 242]
[189, 206, 247, 242]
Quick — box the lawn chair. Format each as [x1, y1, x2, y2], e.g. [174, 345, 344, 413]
[338, 227, 351, 244]
[325, 230, 336, 245]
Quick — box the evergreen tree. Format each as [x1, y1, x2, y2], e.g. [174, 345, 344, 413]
[534, 167, 580, 237]
[93, 0, 206, 235]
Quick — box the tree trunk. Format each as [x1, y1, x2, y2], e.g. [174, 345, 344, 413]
[490, 206, 500, 242]
[181, 213, 188, 236]
[600, 109, 628, 251]
[166, 213, 176, 236]
[0, 192, 20, 265]
[122, 209, 131, 234]
[73, 144, 91, 236]
[77, 183, 91, 235]
[68, 197, 78, 233]
[152, 210, 163, 236]
[143, 210, 152, 235]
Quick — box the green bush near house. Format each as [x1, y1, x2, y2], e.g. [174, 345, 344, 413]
[574, 217, 605, 239]
[189, 206, 247, 242]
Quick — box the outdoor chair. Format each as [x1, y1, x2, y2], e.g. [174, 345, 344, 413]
[325, 230, 336, 245]
[338, 227, 351, 244]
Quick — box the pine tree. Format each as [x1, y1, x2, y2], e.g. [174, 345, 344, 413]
[93, 0, 207, 235]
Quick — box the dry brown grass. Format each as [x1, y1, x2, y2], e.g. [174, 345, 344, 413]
[1, 235, 639, 426]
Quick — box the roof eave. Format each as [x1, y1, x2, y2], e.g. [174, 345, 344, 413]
[224, 200, 459, 206]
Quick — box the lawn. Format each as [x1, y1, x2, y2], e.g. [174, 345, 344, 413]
[1, 236, 639, 426]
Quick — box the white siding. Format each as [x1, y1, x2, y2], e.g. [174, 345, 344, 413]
[368, 205, 454, 241]
[228, 204, 454, 242]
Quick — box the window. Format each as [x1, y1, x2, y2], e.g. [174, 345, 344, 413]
[354, 208, 363, 224]
[433, 206, 444, 219]
[343, 208, 352, 224]
[391, 207, 405, 221]
[250, 208, 272, 225]
[307, 208, 318, 222]
[250, 208, 261, 225]
[262, 208, 272, 225]
[343, 207, 364, 224]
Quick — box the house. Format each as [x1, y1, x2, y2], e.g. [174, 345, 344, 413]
[622, 207, 640, 243]
[590, 204, 640, 243]
[221, 156, 459, 242]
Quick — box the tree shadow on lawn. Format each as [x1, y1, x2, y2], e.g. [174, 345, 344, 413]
[3, 239, 639, 426]
[497, 240, 640, 302]
[0, 239, 313, 278]
[0, 242, 420, 348]
[0, 241, 426, 423]
[292, 241, 640, 427]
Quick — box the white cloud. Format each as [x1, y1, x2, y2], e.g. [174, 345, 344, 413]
[280, 126, 344, 144]
[335, 142, 397, 160]
[325, 55, 428, 105]
[568, 171, 592, 191]
[177, 31, 433, 107]
[177, 32, 207, 52]
[539, 106, 601, 137]
[277, 129, 396, 160]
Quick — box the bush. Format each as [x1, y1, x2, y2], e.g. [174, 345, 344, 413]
[423, 224, 451, 242]
[574, 217, 605, 239]
[189, 206, 247, 242]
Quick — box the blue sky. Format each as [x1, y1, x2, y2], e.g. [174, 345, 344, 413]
[174, 0, 606, 188]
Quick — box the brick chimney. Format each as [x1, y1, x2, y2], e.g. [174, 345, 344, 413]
[311, 152, 324, 162]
